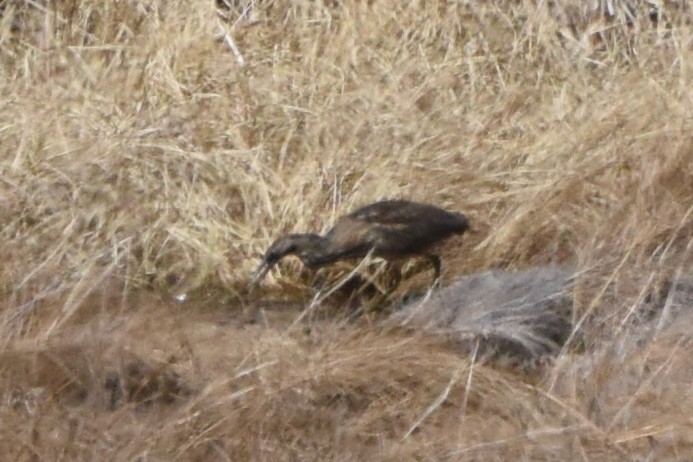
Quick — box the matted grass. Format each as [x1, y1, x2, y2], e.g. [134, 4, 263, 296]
[0, 0, 692, 460]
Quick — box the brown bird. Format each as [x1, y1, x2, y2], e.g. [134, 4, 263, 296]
[249, 199, 469, 288]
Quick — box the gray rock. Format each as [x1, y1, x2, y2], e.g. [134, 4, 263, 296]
[633, 272, 693, 340]
[390, 266, 576, 364]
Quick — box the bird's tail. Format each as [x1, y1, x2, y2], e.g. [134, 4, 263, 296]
[451, 212, 470, 234]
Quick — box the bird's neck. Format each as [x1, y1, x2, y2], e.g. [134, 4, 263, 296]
[291, 233, 343, 268]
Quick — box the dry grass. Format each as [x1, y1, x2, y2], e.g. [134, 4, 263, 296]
[1, 0, 692, 460]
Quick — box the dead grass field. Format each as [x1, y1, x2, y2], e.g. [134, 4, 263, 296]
[1, 0, 692, 460]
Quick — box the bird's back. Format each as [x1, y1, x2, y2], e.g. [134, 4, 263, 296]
[329, 200, 469, 259]
[349, 200, 467, 230]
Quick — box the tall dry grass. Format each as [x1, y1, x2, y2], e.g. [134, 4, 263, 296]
[0, 0, 692, 460]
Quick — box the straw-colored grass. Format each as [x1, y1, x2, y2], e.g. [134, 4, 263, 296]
[1, 0, 692, 459]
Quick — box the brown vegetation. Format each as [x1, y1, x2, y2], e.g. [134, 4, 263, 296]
[0, 0, 692, 460]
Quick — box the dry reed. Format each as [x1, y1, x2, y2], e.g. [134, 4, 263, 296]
[0, 0, 692, 460]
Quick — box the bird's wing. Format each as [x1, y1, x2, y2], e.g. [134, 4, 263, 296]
[322, 217, 378, 261]
[347, 200, 433, 225]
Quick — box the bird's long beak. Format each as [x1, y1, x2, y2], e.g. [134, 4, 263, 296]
[248, 260, 272, 286]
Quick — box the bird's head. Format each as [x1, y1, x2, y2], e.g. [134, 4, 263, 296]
[249, 233, 323, 285]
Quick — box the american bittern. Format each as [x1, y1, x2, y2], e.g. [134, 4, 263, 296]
[250, 199, 469, 290]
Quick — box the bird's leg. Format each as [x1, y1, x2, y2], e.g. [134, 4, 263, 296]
[426, 254, 441, 288]
[354, 263, 403, 315]
[399, 255, 441, 288]
[365, 260, 392, 294]
[379, 266, 402, 299]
